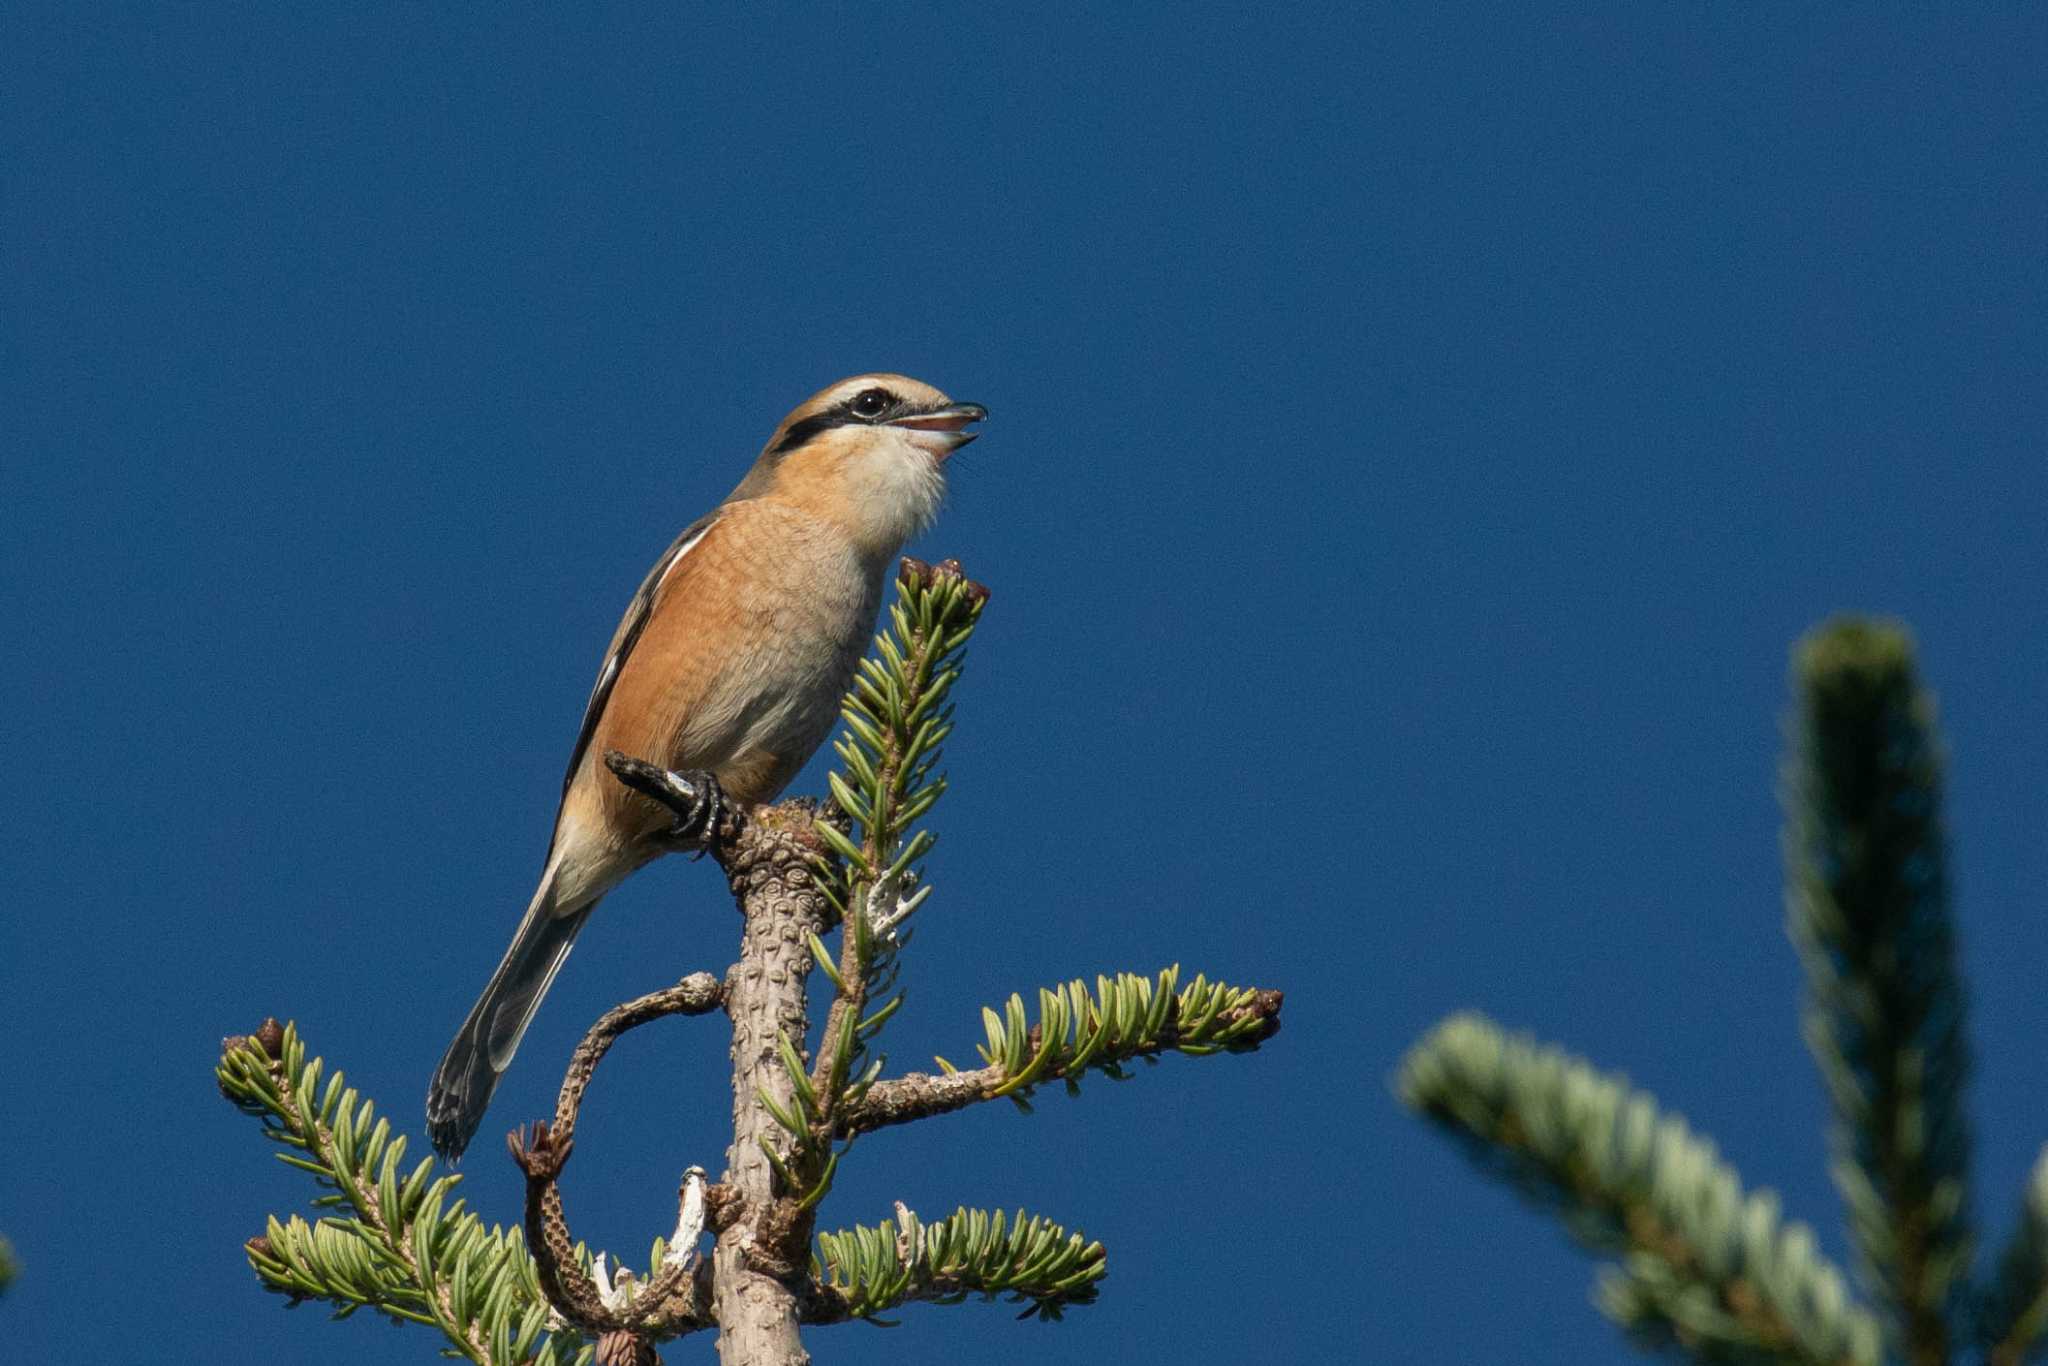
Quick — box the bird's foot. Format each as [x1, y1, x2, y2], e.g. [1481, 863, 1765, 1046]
[603, 750, 730, 852]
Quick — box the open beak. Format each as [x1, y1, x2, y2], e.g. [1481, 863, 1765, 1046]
[889, 402, 987, 456]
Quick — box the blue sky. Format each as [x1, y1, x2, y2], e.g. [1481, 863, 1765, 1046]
[4, 6, 2045, 1363]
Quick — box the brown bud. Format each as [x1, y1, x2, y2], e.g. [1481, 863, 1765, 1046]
[254, 1018, 285, 1059]
[506, 1119, 572, 1178]
[1227, 989, 1285, 1045]
[934, 557, 963, 581]
[595, 1329, 660, 1366]
[703, 1182, 745, 1232]
[245, 1235, 275, 1261]
[738, 1196, 808, 1278]
[963, 579, 991, 606]
[897, 556, 930, 590]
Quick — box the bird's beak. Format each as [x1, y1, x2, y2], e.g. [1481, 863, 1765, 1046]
[889, 402, 987, 456]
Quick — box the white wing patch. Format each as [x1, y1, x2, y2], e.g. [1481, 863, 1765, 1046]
[652, 523, 711, 596]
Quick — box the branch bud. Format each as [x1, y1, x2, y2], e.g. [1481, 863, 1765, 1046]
[595, 1329, 660, 1366]
[506, 1119, 572, 1179]
[703, 1182, 745, 1233]
[254, 1018, 284, 1059]
[1228, 989, 1285, 1045]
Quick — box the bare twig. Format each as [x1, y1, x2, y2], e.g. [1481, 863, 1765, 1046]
[510, 953, 727, 1341]
[552, 975, 729, 1141]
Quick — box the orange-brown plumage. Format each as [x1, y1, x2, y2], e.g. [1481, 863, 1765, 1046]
[426, 373, 984, 1160]
[564, 499, 879, 842]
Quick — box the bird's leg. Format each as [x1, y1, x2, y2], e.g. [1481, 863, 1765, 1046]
[603, 750, 730, 852]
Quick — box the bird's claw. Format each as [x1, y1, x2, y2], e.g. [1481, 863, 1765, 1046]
[602, 751, 729, 853]
[668, 771, 728, 854]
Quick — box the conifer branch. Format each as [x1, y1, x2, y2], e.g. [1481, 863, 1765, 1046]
[1977, 1146, 2048, 1365]
[809, 1203, 1107, 1322]
[0, 1235, 16, 1297]
[762, 557, 986, 1210]
[215, 1021, 593, 1366]
[1785, 619, 1970, 1366]
[1400, 1013, 1881, 1366]
[217, 556, 1285, 1363]
[837, 968, 1283, 1133]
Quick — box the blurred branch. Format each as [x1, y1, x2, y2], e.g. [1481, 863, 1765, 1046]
[1785, 619, 1970, 1366]
[1978, 1146, 2048, 1365]
[1400, 1013, 1880, 1366]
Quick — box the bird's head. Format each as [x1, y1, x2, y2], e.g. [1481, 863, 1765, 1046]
[733, 374, 986, 557]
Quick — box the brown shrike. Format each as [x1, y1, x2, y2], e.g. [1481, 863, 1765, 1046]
[426, 374, 985, 1160]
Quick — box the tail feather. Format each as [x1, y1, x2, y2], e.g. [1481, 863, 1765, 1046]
[427, 875, 595, 1161]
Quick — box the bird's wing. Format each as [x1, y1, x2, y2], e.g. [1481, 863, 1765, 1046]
[558, 510, 721, 796]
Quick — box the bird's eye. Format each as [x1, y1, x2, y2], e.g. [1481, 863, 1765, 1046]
[849, 388, 893, 420]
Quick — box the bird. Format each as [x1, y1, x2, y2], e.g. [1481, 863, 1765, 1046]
[425, 373, 985, 1161]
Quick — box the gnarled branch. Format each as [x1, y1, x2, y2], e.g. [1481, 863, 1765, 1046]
[510, 969, 726, 1342]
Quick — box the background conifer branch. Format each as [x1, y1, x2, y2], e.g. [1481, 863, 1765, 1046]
[1400, 1012, 1881, 1366]
[1397, 618, 2048, 1366]
[1979, 1147, 2048, 1365]
[1785, 620, 1971, 1366]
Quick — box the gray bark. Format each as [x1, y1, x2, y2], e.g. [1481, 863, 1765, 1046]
[712, 804, 833, 1366]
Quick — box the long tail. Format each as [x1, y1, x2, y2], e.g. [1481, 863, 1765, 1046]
[427, 869, 595, 1162]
